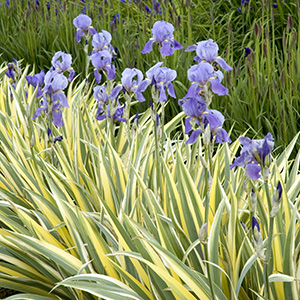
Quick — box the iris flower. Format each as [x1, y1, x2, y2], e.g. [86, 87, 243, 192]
[73, 14, 97, 42]
[230, 133, 274, 180]
[5, 58, 19, 81]
[26, 69, 45, 97]
[92, 30, 116, 55]
[180, 95, 230, 144]
[96, 102, 126, 122]
[270, 181, 283, 217]
[90, 50, 116, 83]
[33, 71, 69, 127]
[121, 68, 146, 102]
[51, 51, 75, 82]
[141, 20, 183, 56]
[186, 39, 233, 71]
[137, 62, 177, 102]
[185, 62, 228, 99]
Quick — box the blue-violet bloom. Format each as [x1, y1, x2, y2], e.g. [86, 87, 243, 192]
[92, 30, 116, 55]
[90, 50, 116, 83]
[186, 39, 233, 71]
[73, 14, 97, 43]
[185, 62, 228, 100]
[121, 68, 146, 102]
[26, 69, 45, 97]
[230, 133, 274, 180]
[141, 20, 183, 56]
[51, 51, 75, 82]
[137, 62, 177, 102]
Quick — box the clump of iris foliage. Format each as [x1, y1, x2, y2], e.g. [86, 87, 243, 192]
[0, 1, 300, 300]
[0, 0, 300, 151]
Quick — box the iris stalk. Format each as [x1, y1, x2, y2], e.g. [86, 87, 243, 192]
[264, 181, 274, 299]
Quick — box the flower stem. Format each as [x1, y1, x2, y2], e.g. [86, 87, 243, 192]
[264, 181, 274, 299]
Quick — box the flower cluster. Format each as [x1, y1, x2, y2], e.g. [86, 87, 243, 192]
[179, 39, 232, 145]
[73, 14, 116, 84]
[26, 51, 74, 128]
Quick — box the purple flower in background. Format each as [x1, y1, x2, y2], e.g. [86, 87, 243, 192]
[121, 68, 146, 102]
[92, 30, 116, 55]
[51, 51, 75, 82]
[185, 62, 228, 98]
[73, 14, 97, 42]
[90, 50, 116, 83]
[245, 47, 252, 57]
[186, 39, 233, 71]
[230, 133, 274, 180]
[138, 62, 177, 102]
[141, 21, 183, 56]
[26, 69, 45, 97]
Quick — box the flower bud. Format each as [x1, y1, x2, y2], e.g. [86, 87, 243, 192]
[199, 223, 208, 244]
[252, 217, 266, 262]
[270, 181, 283, 217]
[250, 189, 257, 212]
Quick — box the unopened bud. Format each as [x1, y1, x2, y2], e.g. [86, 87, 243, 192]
[200, 156, 208, 169]
[203, 125, 211, 148]
[199, 223, 208, 244]
[270, 181, 283, 217]
[250, 189, 257, 212]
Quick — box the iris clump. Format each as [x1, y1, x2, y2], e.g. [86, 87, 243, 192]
[230, 133, 274, 180]
[141, 20, 183, 56]
[179, 39, 232, 145]
[27, 52, 74, 128]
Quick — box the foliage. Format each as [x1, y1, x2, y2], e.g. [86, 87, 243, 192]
[0, 63, 299, 299]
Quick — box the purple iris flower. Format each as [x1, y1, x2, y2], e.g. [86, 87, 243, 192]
[5, 58, 19, 81]
[137, 62, 177, 102]
[180, 95, 230, 144]
[141, 20, 183, 56]
[33, 71, 69, 127]
[93, 84, 122, 105]
[185, 62, 228, 98]
[230, 133, 274, 180]
[186, 39, 233, 71]
[73, 14, 97, 43]
[121, 68, 146, 102]
[50, 51, 75, 82]
[94, 84, 125, 123]
[90, 50, 116, 83]
[92, 30, 116, 55]
[26, 69, 45, 97]
[96, 102, 126, 122]
[203, 109, 231, 144]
